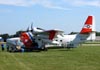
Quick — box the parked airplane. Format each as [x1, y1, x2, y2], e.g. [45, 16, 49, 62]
[52, 16, 96, 48]
[6, 37, 25, 52]
[20, 16, 95, 51]
[0, 37, 4, 42]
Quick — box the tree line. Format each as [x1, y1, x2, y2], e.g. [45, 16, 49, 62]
[0, 31, 100, 42]
[69, 32, 100, 36]
[0, 31, 24, 42]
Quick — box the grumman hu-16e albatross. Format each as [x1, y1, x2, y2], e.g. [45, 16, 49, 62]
[19, 16, 96, 51]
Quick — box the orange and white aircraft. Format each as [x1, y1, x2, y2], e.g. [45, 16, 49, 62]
[20, 16, 96, 51]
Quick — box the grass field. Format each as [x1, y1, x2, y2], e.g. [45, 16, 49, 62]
[0, 45, 100, 70]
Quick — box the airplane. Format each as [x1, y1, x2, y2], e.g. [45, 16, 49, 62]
[52, 16, 96, 48]
[19, 15, 95, 51]
[0, 37, 4, 42]
[6, 37, 25, 52]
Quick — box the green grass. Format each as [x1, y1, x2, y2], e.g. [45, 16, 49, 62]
[0, 46, 100, 70]
[84, 41, 100, 44]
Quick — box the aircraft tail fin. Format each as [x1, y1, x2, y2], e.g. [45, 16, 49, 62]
[80, 16, 95, 34]
[79, 16, 96, 41]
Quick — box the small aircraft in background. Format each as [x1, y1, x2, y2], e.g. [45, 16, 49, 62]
[20, 15, 96, 51]
[6, 37, 25, 52]
[0, 37, 4, 42]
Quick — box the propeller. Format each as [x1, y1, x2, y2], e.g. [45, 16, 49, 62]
[31, 22, 33, 32]
[26, 22, 34, 33]
[26, 26, 29, 32]
[26, 22, 45, 33]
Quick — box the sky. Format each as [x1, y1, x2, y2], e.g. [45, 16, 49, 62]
[0, 0, 100, 35]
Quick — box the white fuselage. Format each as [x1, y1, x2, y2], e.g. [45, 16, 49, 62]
[52, 32, 96, 48]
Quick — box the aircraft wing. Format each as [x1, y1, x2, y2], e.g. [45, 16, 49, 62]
[34, 29, 64, 40]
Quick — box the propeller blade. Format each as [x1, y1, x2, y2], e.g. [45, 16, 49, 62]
[26, 26, 29, 32]
[31, 22, 34, 33]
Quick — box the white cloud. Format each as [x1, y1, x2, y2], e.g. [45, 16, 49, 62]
[0, 0, 33, 6]
[1, 0, 100, 10]
[63, 0, 100, 7]
[47, 6, 70, 10]
[33, 0, 70, 10]
[85, 1, 100, 7]
[0, 0, 70, 10]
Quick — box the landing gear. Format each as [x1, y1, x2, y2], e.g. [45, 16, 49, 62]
[41, 47, 48, 51]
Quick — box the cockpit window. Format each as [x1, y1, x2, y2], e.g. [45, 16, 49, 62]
[60, 34, 64, 37]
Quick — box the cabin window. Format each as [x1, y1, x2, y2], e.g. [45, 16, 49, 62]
[60, 40, 62, 42]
